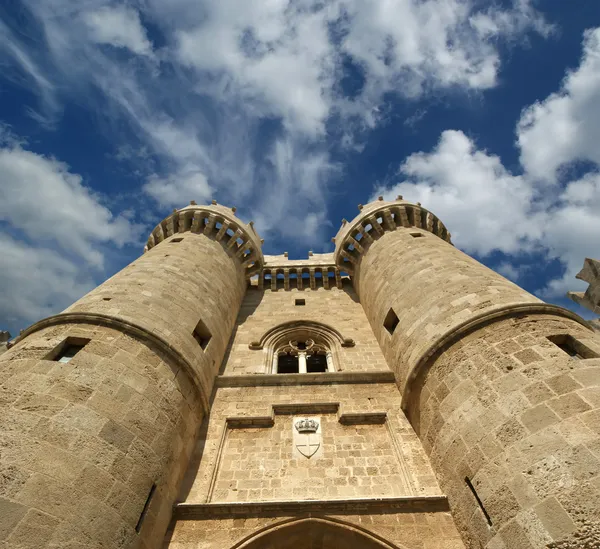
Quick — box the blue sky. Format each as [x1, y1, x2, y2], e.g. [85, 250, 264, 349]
[1, 0, 599, 335]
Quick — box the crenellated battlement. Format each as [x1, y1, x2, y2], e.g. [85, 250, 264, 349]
[333, 196, 451, 273]
[145, 201, 264, 277]
[256, 252, 348, 291]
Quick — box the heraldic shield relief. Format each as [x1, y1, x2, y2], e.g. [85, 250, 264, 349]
[292, 417, 322, 459]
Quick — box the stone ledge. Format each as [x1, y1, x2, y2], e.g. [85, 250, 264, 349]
[174, 495, 449, 519]
[402, 302, 594, 417]
[12, 312, 210, 413]
[216, 371, 395, 387]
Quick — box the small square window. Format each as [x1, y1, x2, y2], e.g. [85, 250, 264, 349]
[193, 319, 212, 350]
[384, 308, 399, 335]
[295, 299, 306, 306]
[46, 337, 90, 363]
[171, 237, 184, 243]
[547, 335, 598, 359]
[410, 232, 424, 238]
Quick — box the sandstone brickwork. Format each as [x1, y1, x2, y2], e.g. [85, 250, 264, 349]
[2, 198, 597, 549]
[0, 204, 258, 549]
[334, 197, 600, 549]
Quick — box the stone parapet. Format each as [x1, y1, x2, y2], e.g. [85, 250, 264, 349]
[333, 196, 451, 273]
[568, 257, 600, 315]
[145, 202, 264, 277]
[258, 253, 345, 291]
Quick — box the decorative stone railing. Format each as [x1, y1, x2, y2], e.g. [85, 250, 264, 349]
[332, 197, 452, 273]
[145, 202, 264, 277]
[257, 265, 348, 290]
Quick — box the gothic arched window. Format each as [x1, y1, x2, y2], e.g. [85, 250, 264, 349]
[248, 321, 355, 375]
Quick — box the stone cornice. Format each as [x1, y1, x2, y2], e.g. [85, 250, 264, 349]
[215, 371, 395, 387]
[401, 302, 594, 417]
[332, 197, 452, 274]
[173, 495, 449, 519]
[12, 312, 210, 413]
[145, 203, 264, 277]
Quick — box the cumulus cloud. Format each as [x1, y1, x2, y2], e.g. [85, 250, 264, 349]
[0, 234, 95, 330]
[0, 0, 551, 248]
[375, 130, 541, 255]
[0, 142, 142, 266]
[82, 6, 153, 56]
[175, 0, 550, 134]
[518, 28, 600, 180]
[0, 137, 144, 331]
[143, 170, 212, 208]
[373, 28, 600, 299]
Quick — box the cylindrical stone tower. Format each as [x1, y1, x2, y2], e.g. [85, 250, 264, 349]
[334, 197, 600, 549]
[0, 203, 262, 549]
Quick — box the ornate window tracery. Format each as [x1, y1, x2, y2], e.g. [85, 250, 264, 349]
[248, 320, 355, 375]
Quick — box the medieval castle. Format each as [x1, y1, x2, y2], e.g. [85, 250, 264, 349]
[1, 197, 599, 549]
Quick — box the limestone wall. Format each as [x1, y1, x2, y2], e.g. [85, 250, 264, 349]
[223, 284, 389, 375]
[164, 512, 465, 549]
[0, 206, 256, 549]
[335, 198, 600, 548]
[181, 383, 441, 504]
[66, 232, 248, 400]
[0, 322, 202, 549]
[352, 226, 541, 393]
[418, 314, 600, 549]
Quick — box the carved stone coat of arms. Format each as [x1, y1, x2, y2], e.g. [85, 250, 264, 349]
[292, 416, 322, 459]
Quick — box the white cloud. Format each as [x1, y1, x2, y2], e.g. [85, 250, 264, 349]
[175, 0, 550, 136]
[176, 0, 336, 137]
[0, 234, 94, 331]
[495, 261, 525, 282]
[373, 29, 600, 300]
[374, 130, 541, 256]
[1, 0, 551, 249]
[540, 172, 600, 297]
[0, 142, 142, 266]
[0, 19, 59, 124]
[143, 169, 212, 208]
[82, 6, 153, 56]
[518, 28, 600, 180]
[0, 0, 545, 247]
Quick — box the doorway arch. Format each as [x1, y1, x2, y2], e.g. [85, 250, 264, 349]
[232, 517, 403, 549]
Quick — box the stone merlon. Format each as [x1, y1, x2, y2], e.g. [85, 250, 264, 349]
[568, 257, 600, 314]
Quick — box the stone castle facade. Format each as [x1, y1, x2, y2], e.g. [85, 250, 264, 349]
[1, 197, 600, 549]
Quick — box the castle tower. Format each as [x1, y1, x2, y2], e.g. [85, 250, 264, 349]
[333, 197, 600, 548]
[0, 203, 262, 548]
[2, 199, 599, 549]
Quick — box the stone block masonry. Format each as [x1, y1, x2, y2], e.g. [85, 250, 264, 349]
[2, 197, 598, 549]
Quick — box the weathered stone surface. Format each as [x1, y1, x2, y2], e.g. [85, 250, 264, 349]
[3, 199, 598, 549]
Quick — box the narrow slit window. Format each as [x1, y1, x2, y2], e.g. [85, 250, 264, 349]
[307, 354, 328, 373]
[46, 337, 90, 363]
[465, 477, 492, 526]
[171, 237, 184, 243]
[410, 232, 424, 238]
[384, 308, 399, 335]
[277, 354, 299, 373]
[295, 298, 306, 306]
[547, 335, 598, 359]
[193, 319, 212, 350]
[135, 483, 156, 533]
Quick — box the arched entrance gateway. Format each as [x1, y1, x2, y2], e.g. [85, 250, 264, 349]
[233, 518, 401, 549]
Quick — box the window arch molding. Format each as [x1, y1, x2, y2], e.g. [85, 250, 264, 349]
[249, 321, 355, 374]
